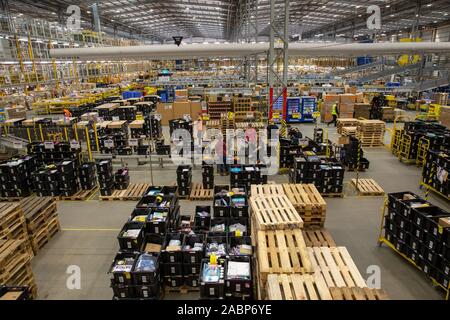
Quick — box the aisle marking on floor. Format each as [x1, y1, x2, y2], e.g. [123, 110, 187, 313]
[61, 228, 121, 231]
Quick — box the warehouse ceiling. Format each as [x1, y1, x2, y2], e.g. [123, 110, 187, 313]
[3, 0, 450, 42]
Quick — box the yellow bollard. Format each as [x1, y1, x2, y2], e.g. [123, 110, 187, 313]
[85, 127, 93, 161]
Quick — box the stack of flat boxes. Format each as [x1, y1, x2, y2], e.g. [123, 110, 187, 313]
[177, 165, 192, 197]
[96, 159, 115, 196]
[384, 192, 450, 289]
[289, 155, 345, 194]
[202, 165, 214, 190]
[422, 150, 449, 198]
[115, 168, 130, 190]
[57, 160, 79, 197]
[279, 138, 303, 169]
[78, 162, 97, 190]
[230, 165, 268, 189]
[31, 167, 61, 197]
[0, 156, 36, 198]
[28, 142, 79, 166]
[342, 136, 370, 171]
[116, 106, 136, 121]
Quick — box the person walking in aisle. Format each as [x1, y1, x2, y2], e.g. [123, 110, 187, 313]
[215, 136, 228, 176]
[327, 102, 339, 127]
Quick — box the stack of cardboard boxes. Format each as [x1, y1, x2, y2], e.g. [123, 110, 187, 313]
[441, 106, 450, 129]
[339, 94, 356, 119]
[157, 91, 203, 125]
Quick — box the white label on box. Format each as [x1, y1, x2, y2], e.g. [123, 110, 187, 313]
[209, 288, 215, 295]
[170, 256, 174, 263]
[191, 256, 195, 263]
[172, 280, 176, 286]
[119, 276, 124, 283]
[12, 141, 22, 149]
[128, 138, 139, 146]
[192, 280, 197, 287]
[192, 267, 196, 274]
[70, 140, 80, 149]
[155, 227, 159, 234]
[171, 267, 175, 274]
[236, 284, 241, 292]
[120, 293, 125, 298]
[105, 140, 114, 148]
[112, 116, 120, 121]
[142, 276, 147, 283]
[127, 242, 132, 249]
[44, 141, 54, 149]
[143, 290, 148, 298]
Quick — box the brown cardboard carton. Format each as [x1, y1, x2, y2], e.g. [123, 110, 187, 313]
[173, 101, 191, 119]
[157, 102, 174, 125]
[175, 89, 189, 101]
[340, 94, 356, 104]
[323, 94, 340, 103]
[190, 101, 203, 119]
[356, 92, 364, 103]
[440, 106, 450, 129]
[339, 103, 355, 114]
[439, 217, 450, 228]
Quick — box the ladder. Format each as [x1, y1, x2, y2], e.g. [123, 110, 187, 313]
[398, 134, 412, 162]
[416, 137, 430, 167]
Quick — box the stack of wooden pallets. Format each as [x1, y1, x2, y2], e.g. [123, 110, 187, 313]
[0, 239, 37, 299]
[356, 120, 386, 147]
[337, 118, 359, 134]
[282, 184, 327, 227]
[18, 197, 60, 255]
[341, 126, 357, 137]
[0, 203, 29, 244]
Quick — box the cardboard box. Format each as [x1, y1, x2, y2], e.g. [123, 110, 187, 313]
[173, 101, 191, 119]
[323, 94, 340, 103]
[356, 93, 364, 103]
[440, 106, 450, 129]
[338, 136, 350, 145]
[157, 102, 173, 125]
[208, 94, 218, 103]
[175, 89, 189, 101]
[339, 103, 355, 114]
[190, 101, 203, 119]
[340, 94, 356, 104]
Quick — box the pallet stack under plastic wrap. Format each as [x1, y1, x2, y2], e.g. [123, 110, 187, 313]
[250, 184, 389, 300]
[0, 202, 37, 298]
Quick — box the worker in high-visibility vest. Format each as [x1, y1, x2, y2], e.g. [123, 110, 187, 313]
[327, 103, 339, 127]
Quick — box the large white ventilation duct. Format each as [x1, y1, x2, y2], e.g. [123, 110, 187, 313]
[50, 42, 450, 60]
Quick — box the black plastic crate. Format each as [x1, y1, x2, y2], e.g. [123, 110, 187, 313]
[199, 258, 226, 299]
[140, 234, 165, 255]
[109, 252, 137, 286]
[112, 284, 134, 299]
[183, 263, 201, 275]
[225, 256, 253, 298]
[213, 196, 230, 218]
[411, 224, 426, 241]
[162, 233, 185, 263]
[163, 263, 183, 277]
[132, 253, 160, 285]
[146, 208, 170, 235]
[228, 235, 252, 257]
[164, 276, 184, 287]
[117, 222, 144, 252]
[135, 283, 160, 299]
[184, 275, 200, 287]
[413, 206, 450, 237]
[194, 206, 211, 229]
[206, 234, 228, 258]
[230, 195, 248, 218]
[183, 233, 206, 264]
[214, 185, 230, 194]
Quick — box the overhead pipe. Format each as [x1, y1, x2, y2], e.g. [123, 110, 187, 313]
[50, 42, 450, 59]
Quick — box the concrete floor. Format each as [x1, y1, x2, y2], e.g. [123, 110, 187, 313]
[31, 119, 450, 300]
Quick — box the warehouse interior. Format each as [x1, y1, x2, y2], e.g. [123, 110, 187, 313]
[0, 0, 449, 302]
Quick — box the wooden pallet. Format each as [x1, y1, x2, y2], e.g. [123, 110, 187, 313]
[0, 238, 32, 283]
[0, 203, 28, 241]
[351, 179, 385, 196]
[321, 193, 344, 198]
[251, 184, 285, 196]
[329, 287, 389, 300]
[282, 184, 327, 226]
[341, 126, 357, 137]
[257, 229, 313, 287]
[266, 272, 333, 300]
[59, 187, 98, 201]
[0, 197, 25, 202]
[189, 183, 213, 200]
[302, 229, 336, 247]
[250, 195, 303, 230]
[99, 183, 150, 201]
[308, 247, 367, 288]
[30, 216, 60, 254]
[18, 197, 57, 233]
[164, 285, 200, 294]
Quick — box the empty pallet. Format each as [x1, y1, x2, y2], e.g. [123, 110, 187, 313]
[250, 195, 303, 230]
[308, 247, 367, 288]
[18, 197, 57, 233]
[282, 184, 327, 227]
[99, 183, 150, 201]
[266, 272, 333, 300]
[251, 184, 285, 196]
[59, 186, 98, 201]
[0, 203, 28, 241]
[351, 179, 385, 196]
[302, 228, 336, 247]
[329, 287, 389, 300]
[257, 229, 313, 284]
[189, 183, 213, 200]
